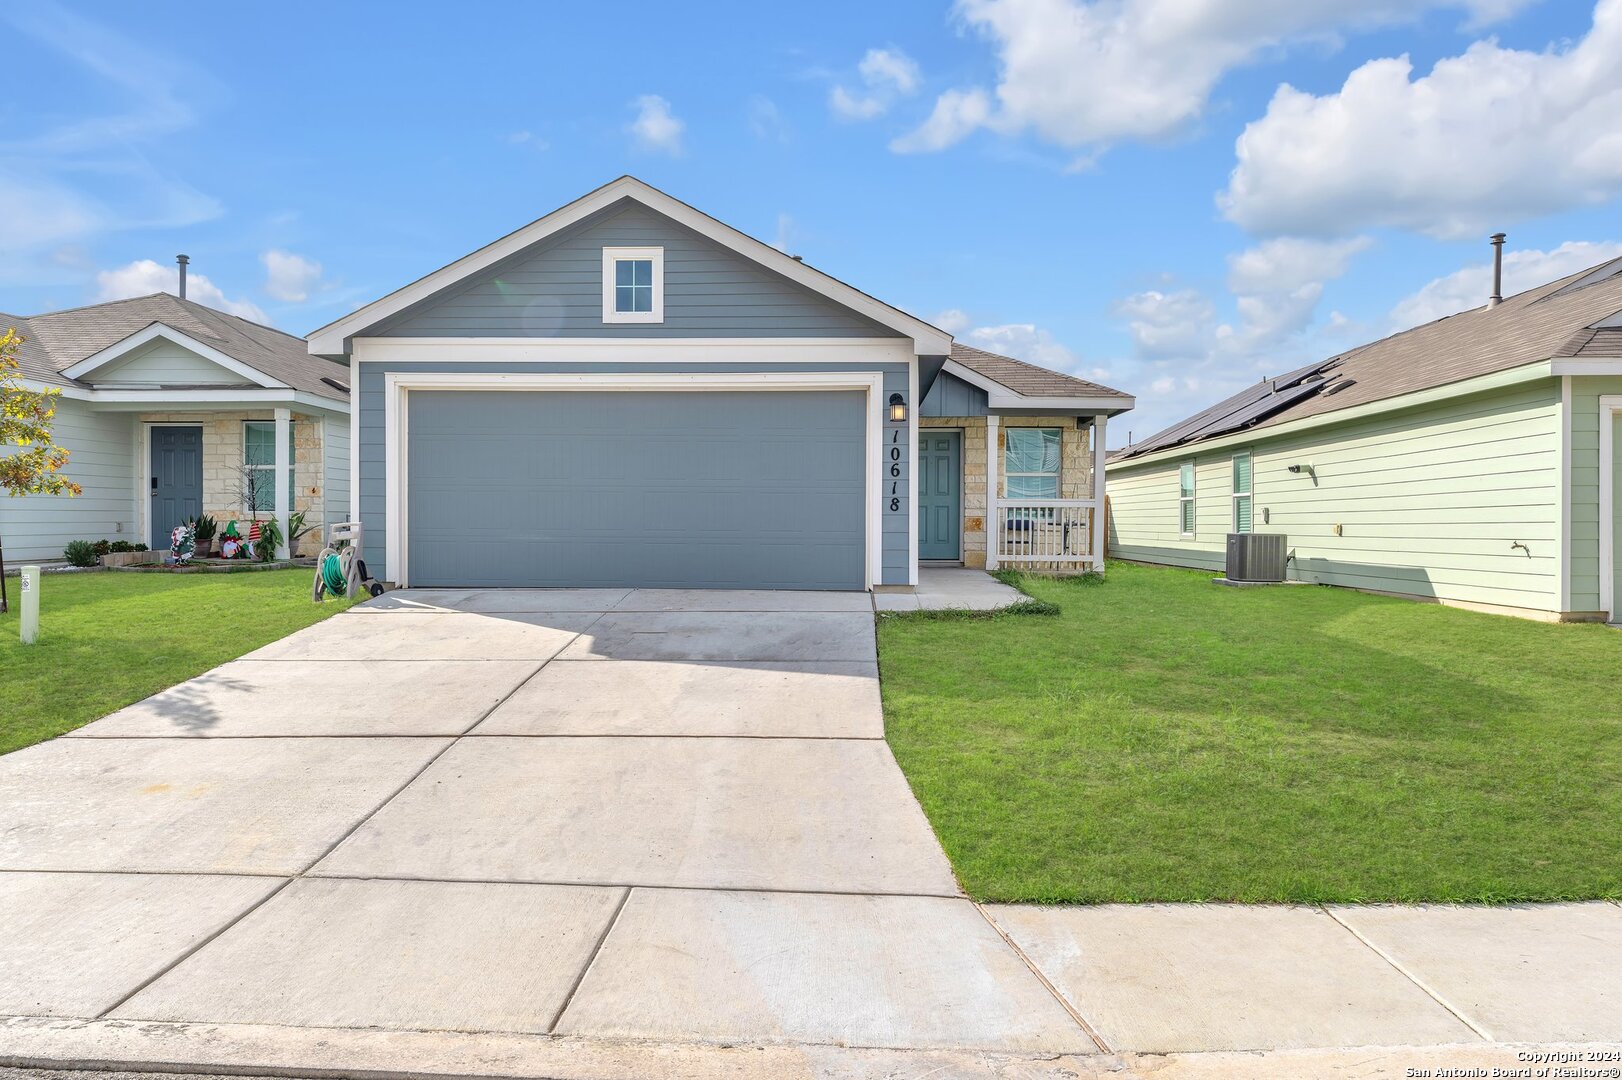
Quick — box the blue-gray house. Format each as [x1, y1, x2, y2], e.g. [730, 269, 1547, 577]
[309, 177, 1132, 590]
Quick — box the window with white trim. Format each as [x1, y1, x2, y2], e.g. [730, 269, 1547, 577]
[601, 246, 664, 323]
[243, 421, 294, 514]
[1178, 462, 1196, 536]
[1004, 427, 1062, 498]
[1232, 452, 1253, 534]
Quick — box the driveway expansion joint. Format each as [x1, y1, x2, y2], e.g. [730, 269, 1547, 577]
[975, 903, 1112, 1054]
[1320, 906, 1495, 1043]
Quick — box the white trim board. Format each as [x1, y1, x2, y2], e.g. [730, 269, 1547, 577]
[309, 176, 953, 357]
[62, 323, 288, 388]
[351, 337, 917, 365]
[600, 246, 664, 324]
[1600, 394, 1622, 622]
[380, 370, 893, 590]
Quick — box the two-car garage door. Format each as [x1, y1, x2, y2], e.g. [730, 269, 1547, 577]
[405, 390, 867, 590]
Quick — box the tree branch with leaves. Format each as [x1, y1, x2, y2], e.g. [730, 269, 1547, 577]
[2, 327, 81, 612]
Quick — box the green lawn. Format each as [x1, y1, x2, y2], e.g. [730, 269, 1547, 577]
[878, 562, 1622, 905]
[0, 568, 354, 755]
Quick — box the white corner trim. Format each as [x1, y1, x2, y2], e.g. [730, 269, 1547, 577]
[380, 369, 889, 590]
[941, 358, 1133, 413]
[61, 322, 288, 389]
[352, 337, 916, 365]
[1600, 394, 1621, 622]
[307, 176, 953, 356]
[907, 360, 919, 585]
[600, 246, 664, 324]
[1559, 375, 1573, 612]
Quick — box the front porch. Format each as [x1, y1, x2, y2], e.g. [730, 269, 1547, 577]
[916, 346, 1128, 575]
[919, 412, 1108, 574]
[132, 406, 333, 558]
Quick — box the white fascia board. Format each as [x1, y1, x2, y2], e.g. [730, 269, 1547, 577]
[308, 176, 953, 356]
[61, 323, 287, 388]
[83, 388, 349, 414]
[1551, 358, 1622, 375]
[18, 377, 92, 400]
[352, 337, 917, 365]
[1108, 359, 1555, 472]
[941, 357, 1134, 415]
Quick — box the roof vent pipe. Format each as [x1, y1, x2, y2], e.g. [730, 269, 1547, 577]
[1488, 233, 1505, 308]
[176, 254, 190, 300]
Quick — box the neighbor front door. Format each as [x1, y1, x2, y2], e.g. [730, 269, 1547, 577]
[150, 426, 203, 550]
[919, 430, 962, 560]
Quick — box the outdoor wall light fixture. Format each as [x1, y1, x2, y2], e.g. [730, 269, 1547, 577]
[888, 393, 907, 422]
[1287, 463, 1317, 479]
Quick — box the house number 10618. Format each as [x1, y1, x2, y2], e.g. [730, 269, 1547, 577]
[888, 430, 902, 511]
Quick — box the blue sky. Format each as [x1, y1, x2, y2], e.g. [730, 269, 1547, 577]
[4, 0, 1619, 438]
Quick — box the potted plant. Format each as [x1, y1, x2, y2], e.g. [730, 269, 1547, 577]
[253, 516, 284, 562]
[285, 509, 317, 557]
[192, 514, 218, 558]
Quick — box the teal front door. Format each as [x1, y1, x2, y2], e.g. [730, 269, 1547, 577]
[919, 431, 962, 560]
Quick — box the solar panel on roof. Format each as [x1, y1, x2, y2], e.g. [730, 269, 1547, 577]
[1119, 359, 1343, 458]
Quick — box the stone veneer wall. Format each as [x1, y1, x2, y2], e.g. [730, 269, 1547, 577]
[921, 414, 1094, 569]
[140, 411, 325, 547]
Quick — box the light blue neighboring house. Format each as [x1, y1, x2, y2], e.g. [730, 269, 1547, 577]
[1, 292, 350, 563]
[308, 176, 1134, 591]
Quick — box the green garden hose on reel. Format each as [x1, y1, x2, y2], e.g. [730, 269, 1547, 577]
[312, 522, 384, 602]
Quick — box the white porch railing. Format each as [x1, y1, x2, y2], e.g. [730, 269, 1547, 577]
[990, 499, 1100, 570]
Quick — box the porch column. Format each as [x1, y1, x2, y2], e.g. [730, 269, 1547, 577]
[1091, 413, 1107, 571]
[985, 414, 1000, 570]
[273, 406, 291, 559]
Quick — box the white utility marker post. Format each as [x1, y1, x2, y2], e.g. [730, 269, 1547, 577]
[1091, 413, 1108, 572]
[273, 406, 292, 559]
[19, 565, 39, 644]
[985, 414, 1000, 571]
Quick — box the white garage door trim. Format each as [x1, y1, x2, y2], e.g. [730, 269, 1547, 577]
[383, 370, 889, 589]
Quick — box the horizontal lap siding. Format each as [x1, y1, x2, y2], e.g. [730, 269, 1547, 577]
[94, 340, 242, 385]
[1108, 380, 1563, 612]
[0, 396, 136, 561]
[358, 361, 911, 585]
[1567, 374, 1622, 613]
[324, 413, 350, 536]
[376, 202, 901, 340]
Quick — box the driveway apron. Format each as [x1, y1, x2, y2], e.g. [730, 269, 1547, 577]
[1, 587, 1092, 1055]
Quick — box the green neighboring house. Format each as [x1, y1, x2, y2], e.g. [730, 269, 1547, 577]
[1107, 256, 1622, 624]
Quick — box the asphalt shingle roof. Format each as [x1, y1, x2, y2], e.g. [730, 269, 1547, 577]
[1117, 256, 1622, 460]
[950, 343, 1131, 400]
[0, 293, 347, 401]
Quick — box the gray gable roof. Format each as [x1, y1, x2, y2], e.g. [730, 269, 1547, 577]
[950, 343, 1131, 400]
[1117, 256, 1622, 461]
[2, 293, 348, 401]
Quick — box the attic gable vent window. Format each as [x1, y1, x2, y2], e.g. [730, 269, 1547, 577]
[602, 246, 664, 324]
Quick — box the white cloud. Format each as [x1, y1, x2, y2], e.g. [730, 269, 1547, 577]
[628, 95, 684, 155]
[260, 249, 322, 303]
[890, 88, 993, 153]
[1390, 240, 1622, 328]
[1223, 236, 1372, 347]
[932, 308, 972, 333]
[96, 259, 267, 323]
[773, 213, 796, 253]
[1222, 0, 1622, 238]
[897, 0, 1533, 154]
[1112, 289, 1217, 360]
[830, 47, 922, 121]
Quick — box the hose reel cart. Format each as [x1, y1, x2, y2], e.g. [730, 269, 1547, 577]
[313, 521, 385, 601]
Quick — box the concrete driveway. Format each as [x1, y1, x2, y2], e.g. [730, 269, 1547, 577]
[0, 587, 1091, 1055]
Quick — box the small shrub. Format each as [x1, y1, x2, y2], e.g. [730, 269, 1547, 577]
[91, 538, 112, 557]
[107, 540, 137, 553]
[63, 540, 98, 567]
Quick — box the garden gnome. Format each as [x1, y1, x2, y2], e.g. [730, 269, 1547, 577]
[220, 520, 243, 560]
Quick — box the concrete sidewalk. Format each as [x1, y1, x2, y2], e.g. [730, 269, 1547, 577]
[0, 581, 1618, 1078]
